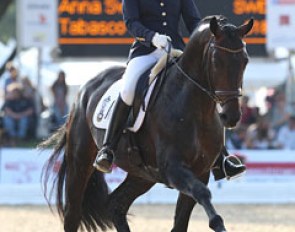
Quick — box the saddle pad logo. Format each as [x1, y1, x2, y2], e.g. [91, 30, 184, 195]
[97, 96, 113, 122]
[92, 79, 157, 132]
[93, 80, 121, 129]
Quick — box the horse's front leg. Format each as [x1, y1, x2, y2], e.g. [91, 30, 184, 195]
[171, 173, 210, 232]
[163, 149, 226, 232]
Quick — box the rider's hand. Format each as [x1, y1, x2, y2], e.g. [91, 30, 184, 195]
[152, 33, 171, 49]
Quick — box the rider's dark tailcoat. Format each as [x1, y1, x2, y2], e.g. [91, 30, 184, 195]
[123, 0, 202, 60]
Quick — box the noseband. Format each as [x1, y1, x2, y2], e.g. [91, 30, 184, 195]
[168, 38, 245, 106]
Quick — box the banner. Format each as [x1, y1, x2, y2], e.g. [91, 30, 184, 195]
[0, 148, 51, 184]
[1, 149, 295, 204]
[267, 0, 295, 50]
[17, 0, 58, 48]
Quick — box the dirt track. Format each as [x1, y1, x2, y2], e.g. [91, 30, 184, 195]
[0, 204, 294, 232]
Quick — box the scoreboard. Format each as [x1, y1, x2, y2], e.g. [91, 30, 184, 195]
[58, 0, 267, 57]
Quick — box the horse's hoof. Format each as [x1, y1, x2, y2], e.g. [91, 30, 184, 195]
[209, 215, 226, 232]
[215, 229, 227, 232]
[216, 227, 227, 232]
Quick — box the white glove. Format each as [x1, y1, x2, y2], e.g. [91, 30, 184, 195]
[152, 33, 171, 49]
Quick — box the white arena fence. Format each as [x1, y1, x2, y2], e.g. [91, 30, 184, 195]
[0, 148, 295, 205]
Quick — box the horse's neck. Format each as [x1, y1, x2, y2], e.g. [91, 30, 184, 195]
[173, 40, 216, 118]
[180, 35, 209, 84]
[165, 59, 216, 120]
[180, 46, 203, 77]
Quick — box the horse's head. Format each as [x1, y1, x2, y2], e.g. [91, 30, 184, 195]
[202, 16, 253, 128]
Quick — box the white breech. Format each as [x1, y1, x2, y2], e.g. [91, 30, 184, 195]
[120, 48, 166, 106]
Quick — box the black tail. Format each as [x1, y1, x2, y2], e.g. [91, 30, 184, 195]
[40, 110, 113, 231]
[40, 125, 68, 218]
[81, 171, 112, 231]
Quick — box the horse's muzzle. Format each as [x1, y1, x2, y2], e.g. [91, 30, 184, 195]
[219, 100, 241, 128]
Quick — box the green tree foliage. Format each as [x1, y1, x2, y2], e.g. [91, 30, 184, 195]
[0, 0, 16, 42]
[0, 0, 13, 19]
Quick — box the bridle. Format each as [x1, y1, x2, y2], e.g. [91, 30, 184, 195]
[166, 37, 246, 106]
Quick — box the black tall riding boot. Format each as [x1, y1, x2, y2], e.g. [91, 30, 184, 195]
[93, 96, 131, 173]
[212, 146, 246, 181]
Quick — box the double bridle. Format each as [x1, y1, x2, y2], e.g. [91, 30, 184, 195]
[167, 37, 245, 106]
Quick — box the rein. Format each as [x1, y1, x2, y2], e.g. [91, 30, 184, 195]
[165, 38, 244, 105]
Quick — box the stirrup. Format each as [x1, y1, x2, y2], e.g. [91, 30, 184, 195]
[93, 147, 114, 173]
[222, 155, 246, 180]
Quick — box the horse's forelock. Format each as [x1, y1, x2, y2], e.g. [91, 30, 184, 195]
[218, 24, 246, 48]
[201, 15, 228, 25]
[185, 15, 245, 65]
[199, 17, 245, 47]
[191, 15, 228, 40]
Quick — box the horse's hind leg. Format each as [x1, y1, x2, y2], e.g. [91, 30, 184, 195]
[64, 159, 94, 232]
[64, 114, 97, 232]
[171, 174, 210, 232]
[171, 193, 196, 232]
[64, 167, 91, 232]
[108, 174, 155, 232]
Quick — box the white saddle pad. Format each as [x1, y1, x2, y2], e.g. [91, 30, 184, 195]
[92, 79, 157, 132]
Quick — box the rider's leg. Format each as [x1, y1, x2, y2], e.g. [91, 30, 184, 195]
[93, 52, 162, 173]
[93, 96, 131, 173]
[212, 129, 246, 180]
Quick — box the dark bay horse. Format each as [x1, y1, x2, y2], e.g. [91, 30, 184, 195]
[42, 16, 253, 232]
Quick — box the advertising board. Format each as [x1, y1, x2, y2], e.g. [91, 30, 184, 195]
[0, 148, 295, 204]
[267, 0, 295, 50]
[18, 0, 58, 48]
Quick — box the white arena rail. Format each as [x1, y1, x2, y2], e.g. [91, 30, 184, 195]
[0, 148, 295, 204]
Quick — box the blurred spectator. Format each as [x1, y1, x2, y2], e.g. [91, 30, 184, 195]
[2, 83, 34, 145]
[21, 76, 36, 100]
[51, 70, 68, 129]
[21, 76, 46, 138]
[3, 62, 19, 99]
[268, 91, 290, 133]
[276, 115, 295, 149]
[240, 95, 258, 127]
[21, 76, 46, 113]
[245, 115, 278, 149]
[226, 124, 247, 149]
[264, 88, 276, 113]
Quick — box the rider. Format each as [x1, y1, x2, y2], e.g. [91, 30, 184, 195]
[93, 0, 246, 180]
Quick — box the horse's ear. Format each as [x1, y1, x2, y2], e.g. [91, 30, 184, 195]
[237, 18, 254, 37]
[210, 17, 222, 38]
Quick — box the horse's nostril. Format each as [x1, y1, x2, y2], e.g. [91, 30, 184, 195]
[219, 112, 240, 129]
[219, 113, 227, 121]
